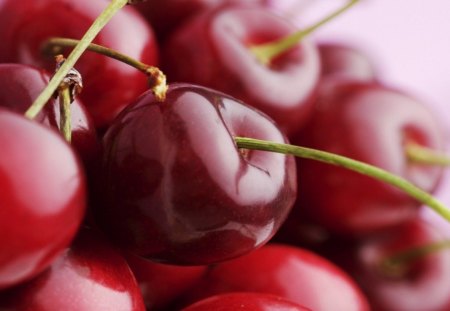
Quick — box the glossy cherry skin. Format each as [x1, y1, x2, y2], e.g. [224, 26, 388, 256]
[318, 42, 378, 82]
[0, 63, 98, 167]
[291, 81, 445, 236]
[0, 109, 86, 289]
[125, 254, 207, 310]
[162, 5, 320, 136]
[95, 83, 297, 265]
[338, 218, 450, 311]
[135, 0, 266, 40]
[0, 228, 145, 311]
[182, 292, 312, 311]
[179, 243, 370, 311]
[0, 0, 158, 128]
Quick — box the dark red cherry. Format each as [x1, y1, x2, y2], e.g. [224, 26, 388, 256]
[182, 292, 312, 311]
[179, 243, 370, 311]
[291, 81, 444, 236]
[95, 83, 297, 265]
[318, 42, 378, 82]
[0, 0, 158, 128]
[125, 254, 207, 310]
[135, 0, 266, 40]
[341, 218, 450, 311]
[0, 109, 86, 289]
[0, 228, 145, 310]
[162, 5, 320, 136]
[0, 63, 98, 167]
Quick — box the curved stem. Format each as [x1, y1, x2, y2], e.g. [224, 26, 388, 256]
[250, 0, 359, 65]
[379, 240, 450, 277]
[406, 142, 450, 166]
[234, 136, 450, 223]
[42, 37, 168, 101]
[25, 0, 129, 119]
[59, 87, 72, 143]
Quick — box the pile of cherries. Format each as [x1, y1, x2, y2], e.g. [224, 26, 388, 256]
[0, 0, 449, 310]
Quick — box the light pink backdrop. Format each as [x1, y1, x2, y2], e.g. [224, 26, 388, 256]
[270, 0, 450, 232]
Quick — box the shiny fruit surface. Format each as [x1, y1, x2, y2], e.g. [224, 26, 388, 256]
[96, 83, 297, 265]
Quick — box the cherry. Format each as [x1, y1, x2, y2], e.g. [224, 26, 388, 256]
[0, 228, 145, 310]
[318, 42, 378, 82]
[162, 5, 320, 136]
[178, 243, 370, 311]
[0, 0, 158, 128]
[0, 63, 98, 167]
[338, 218, 450, 311]
[291, 81, 445, 236]
[135, 0, 267, 40]
[125, 254, 207, 310]
[94, 83, 297, 265]
[0, 109, 86, 289]
[181, 292, 312, 311]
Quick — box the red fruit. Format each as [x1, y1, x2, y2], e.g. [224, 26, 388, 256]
[0, 109, 86, 289]
[0, 228, 145, 310]
[347, 219, 450, 311]
[0, 63, 98, 166]
[162, 5, 320, 136]
[126, 254, 207, 310]
[0, 0, 158, 128]
[292, 81, 444, 236]
[180, 243, 370, 311]
[182, 292, 312, 311]
[95, 83, 297, 265]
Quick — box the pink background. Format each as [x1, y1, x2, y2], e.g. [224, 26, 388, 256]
[271, 0, 450, 232]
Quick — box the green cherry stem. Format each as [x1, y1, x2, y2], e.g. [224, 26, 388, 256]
[250, 0, 359, 65]
[25, 0, 129, 119]
[42, 37, 168, 101]
[406, 142, 450, 166]
[380, 240, 450, 276]
[234, 136, 450, 222]
[59, 87, 72, 143]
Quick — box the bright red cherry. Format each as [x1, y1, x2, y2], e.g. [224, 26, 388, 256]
[162, 5, 320, 136]
[0, 228, 145, 310]
[135, 0, 267, 40]
[342, 218, 450, 311]
[95, 83, 297, 265]
[291, 81, 445, 236]
[0, 63, 98, 167]
[125, 254, 207, 310]
[0, 109, 86, 289]
[182, 292, 312, 311]
[0, 0, 158, 128]
[179, 243, 370, 311]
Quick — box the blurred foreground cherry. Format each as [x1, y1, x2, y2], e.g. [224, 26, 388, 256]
[0, 109, 86, 289]
[0, 228, 145, 310]
[95, 83, 297, 265]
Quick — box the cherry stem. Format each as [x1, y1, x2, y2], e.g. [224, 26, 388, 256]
[24, 0, 129, 119]
[59, 87, 72, 143]
[406, 142, 450, 166]
[250, 0, 359, 65]
[234, 136, 450, 223]
[380, 240, 450, 275]
[42, 37, 168, 101]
